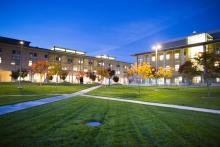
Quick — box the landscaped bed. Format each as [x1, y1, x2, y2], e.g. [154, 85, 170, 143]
[0, 96, 219, 146]
[88, 85, 220, 109]
[0, 82, 94, 105]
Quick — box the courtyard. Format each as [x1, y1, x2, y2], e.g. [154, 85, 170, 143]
[0, 83, 220, 146]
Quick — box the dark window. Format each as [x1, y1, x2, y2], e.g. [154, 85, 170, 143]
[117, 65, 120, 67]
[33, 53, 37, 57]
[12, 50, 16, 54]
[68, 58, 73, 63]
[29, 52, 33, 57]
[44, 54, 48, 58]
[89, 61, 93, 65]
[0, 48, 2, 52]
[56, 57, 61, 61]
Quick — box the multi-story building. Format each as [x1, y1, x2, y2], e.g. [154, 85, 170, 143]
[132, 31, 220, 85]
[0, 36, 130, 84]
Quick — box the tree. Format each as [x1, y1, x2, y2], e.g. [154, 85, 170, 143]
[31, 61, 49, 85]
[20, 68, 28, 80]
[10, 70, 19, 81]
[75, 71, 86, 84]
[157, 67, 173, 84]
[179, 61, 201, 85]
[96, 67, 109, 84]
[137, 62, 155, 80]
[48, 63, 62, 83]
[113, 76, 119, 83]
[89, 72, 96, 82]
[107, 68, 115, 85]
[194, 52, 220, 97]
[128, 62, 155, 95]
[59, 70, 69, 82]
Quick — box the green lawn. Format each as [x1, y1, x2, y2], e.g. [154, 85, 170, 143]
[0, 82, 94, 106]
[88, 85, 220, 109]
[0, 96, 219, 146]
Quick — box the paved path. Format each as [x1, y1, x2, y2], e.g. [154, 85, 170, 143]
[0, 85, 101, 115]
[82, 94, 220, 115]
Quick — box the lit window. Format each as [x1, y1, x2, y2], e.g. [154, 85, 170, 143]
[166, 65, 170, 68]
[73, 66, 78, 71]
[214, 61, 219, 67]
[11, 61, 15, 65]
[116, 71, 120, 74]
[0, 57, 1, 63]
[84, 68, 88, 72]
[28, 60, 32, 66]
[159, 55, 164, 61]
[78, 60, 83, 64]
[166, 54, 170, 60]
[152, 56, 155, 61]
[175, 64, 179, 71]
[174, 53, 179, 59]
[217, 78, 220, 83]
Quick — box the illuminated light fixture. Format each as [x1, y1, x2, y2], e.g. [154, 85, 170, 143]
[19, 40, 24, 45]
[96, 54, 115, 60]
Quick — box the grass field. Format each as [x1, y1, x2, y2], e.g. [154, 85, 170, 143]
[0, 96, 219, 146]
[0, 82, 94, 106]
[88, 85, 220, 109]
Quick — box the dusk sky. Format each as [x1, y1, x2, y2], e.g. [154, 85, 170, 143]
[1, 0, 220, 62]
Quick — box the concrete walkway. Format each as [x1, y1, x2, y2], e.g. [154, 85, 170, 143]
[0, 85, 101, 115]
[82, 94, 220, 115]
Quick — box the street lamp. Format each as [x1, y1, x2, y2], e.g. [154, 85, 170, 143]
[152, 44, 161, 85]
[18, 40, 24, 88]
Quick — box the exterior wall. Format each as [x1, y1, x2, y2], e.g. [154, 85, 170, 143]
[0, 42, 130, 84]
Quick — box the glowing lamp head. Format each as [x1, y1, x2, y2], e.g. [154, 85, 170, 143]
[19, 40, 24, 45]
[156, 44, 161, 49]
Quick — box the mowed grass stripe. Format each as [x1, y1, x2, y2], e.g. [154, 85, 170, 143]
[0, 96, 220, 146]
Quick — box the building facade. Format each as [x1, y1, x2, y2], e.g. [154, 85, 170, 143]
[0, 36, 130, 84]
[133, 31, 220, 85]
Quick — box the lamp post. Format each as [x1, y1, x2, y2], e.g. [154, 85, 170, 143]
[18, 40, 24, 88]
[152, 44, 161, 86]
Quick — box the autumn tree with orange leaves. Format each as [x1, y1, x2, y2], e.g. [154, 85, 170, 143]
[31, 61, 49, 85]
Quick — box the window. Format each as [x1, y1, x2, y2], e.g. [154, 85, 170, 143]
[166, 54, 170, 60]
[29, 52, 33, 58]
[174, 53, 179, 59]
[12, 50, 16, 54]
[152, 56, 155, 61]
[0, 57, 1, 63]
[214, 61, 219, 67]
[56, 57, 61, 61]
[175, 64, 179, 71]
[68, 58, 73, 63]
[0, 48, 2, 52]
[116, 71, 120, 74]
[78, 59, 83, 64]
[44, 54, 48, 58]
[11, 61, 15, 65]
[159, 55, 164, 61]
[28, 60, 32, 66]
[109, 64, 112, 67]
[166, 65, 170, 68]
[117, 64, 120, 67]
[33, 53, 37, 57]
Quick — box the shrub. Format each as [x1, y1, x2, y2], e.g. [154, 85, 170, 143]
[10, 70, 19, 80]
[113, 76, 119, 83]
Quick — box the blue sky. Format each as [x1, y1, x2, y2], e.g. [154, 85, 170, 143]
[1, 0, 220, 62]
